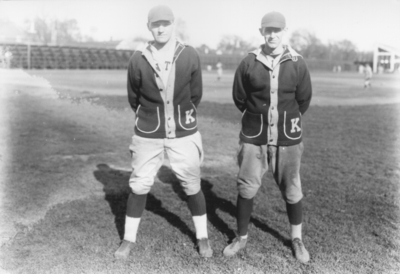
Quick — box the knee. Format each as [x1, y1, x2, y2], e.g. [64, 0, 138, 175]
[129, 180, 153, 195]
[282, 186, 303, 204]
[238, 183, 260, 199]
[181, 179, 201, 196]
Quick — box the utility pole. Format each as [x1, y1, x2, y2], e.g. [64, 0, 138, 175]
[27, 19, 36, 70]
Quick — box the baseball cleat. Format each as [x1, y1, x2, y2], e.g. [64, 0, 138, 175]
[197, 238, 213, 258]
[114, 240, 135, 260]
[292, 238, 310, 264]
[223, 236, 247, 257]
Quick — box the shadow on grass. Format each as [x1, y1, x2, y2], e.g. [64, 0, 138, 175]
[157, 166, 236, 241]
[93, 163, 290, 247]
[93, 164, 195, 242]
[157, 166, 291, 247]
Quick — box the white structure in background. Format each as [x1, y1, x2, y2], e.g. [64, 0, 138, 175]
[373, 44, 400, 73]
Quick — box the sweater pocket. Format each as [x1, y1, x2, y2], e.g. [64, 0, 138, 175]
[135, 105, 161, 134]
[240, 110, 263, 138]
[177, 102, 197, 130]
[283, 111, 302, 140]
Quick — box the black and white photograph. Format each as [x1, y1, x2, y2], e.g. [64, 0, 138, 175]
[1, 0, 399, 273]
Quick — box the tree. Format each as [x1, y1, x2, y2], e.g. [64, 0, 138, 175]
[54, 19, 82, 45]
[328, 39, 358, 61]
[289, 29, 328, 59]
[217, 35, 256, 55]
[175, 18, 189, 43]
[289, 29, 360, 61]
[196, 44, 215, 54]
[24, 16, 85, 45]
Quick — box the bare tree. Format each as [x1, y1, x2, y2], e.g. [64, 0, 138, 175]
[217, 35, 256, 55]
[175, 18, 189, 43]
[289, 29, 359, 61]
[328, 39, 358, 61]
[289, 29, 328, 59]
[24, 16, 84, 45]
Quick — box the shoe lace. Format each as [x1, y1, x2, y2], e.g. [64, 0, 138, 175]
[293, 239, 304, 254]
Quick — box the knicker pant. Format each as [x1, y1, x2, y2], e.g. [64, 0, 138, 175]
[237, 141, 304, 204]
[128, 132, 203, 196]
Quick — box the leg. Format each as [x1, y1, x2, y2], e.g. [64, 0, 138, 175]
[166, 132, 212, 257]
[187, 190, 212, 258]
[115, 135, 164, 260]
[236, 142, 268, 236]
[270, 143, 309, 264]
[223, 142, 268, 257]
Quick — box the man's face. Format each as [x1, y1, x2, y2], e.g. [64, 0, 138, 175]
[148, 20, 174, 44]
[259, 27, 286, 50]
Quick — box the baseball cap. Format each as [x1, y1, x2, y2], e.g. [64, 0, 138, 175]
[261, 11, 286, 28]
[148, 5, 174, 23]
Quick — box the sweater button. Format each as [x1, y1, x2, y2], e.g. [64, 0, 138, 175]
[168, 117, 171, 120]
[167, 101, 170, 104]
[159, 89, 163, 91]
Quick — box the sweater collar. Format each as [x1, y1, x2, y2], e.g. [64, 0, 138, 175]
[250, 45, 301, 69]
[139, 40, 186, 75]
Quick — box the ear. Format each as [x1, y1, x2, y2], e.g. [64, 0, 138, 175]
[147, 22, 151, 31]
[259, 28, 264, 36]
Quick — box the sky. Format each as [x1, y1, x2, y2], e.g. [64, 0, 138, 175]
[1, 0, 400, 51]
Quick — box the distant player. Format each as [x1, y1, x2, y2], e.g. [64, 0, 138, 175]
[223, 11, 312, 264]
[114, 5, 212, 259]
[0, 46, 4, 68]
[4, 47, 12, 69]
[364, 63, 372, 88]
[216, 60, 223, 81]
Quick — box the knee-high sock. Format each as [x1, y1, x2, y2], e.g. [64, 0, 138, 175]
[187, 190, 208, 239]
[126, 193, 147, 218]
[237, 195, 254, 237]
[124, 193, 147, 242]
[286, 200, 303, 240]
[286, 200, 302, 225]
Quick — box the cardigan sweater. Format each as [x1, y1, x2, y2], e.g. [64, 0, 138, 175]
[127, 40, 202, 139]
[233, 45, 312, 146]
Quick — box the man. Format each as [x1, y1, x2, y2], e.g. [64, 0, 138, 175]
[223, 11, 312, 264]
[216, 60, 223, 81]
[114, 5, 212, 260]
[364, 63, 372, 88]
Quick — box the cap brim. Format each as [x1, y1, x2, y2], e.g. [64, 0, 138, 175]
[261, 22, 285, 28]
[149, 16, 174, 23]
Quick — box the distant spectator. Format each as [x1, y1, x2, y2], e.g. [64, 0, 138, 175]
[364, 64, 372, 89]
[0, 46, 4, 68]
[337, 65, 341, 73]
[4, 47, 12, 69]
[216, 60, 223, 80]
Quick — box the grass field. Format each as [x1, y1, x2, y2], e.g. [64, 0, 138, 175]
[0, 69, 399, 274]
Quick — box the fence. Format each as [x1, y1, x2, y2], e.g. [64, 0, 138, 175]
[1, 43, 356, 71]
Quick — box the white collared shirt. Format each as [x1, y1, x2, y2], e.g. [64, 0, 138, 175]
[149, 42, 176, 86]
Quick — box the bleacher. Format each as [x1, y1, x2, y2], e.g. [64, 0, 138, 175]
[1, 43, 356, 71]
[1, 44, 134, 69]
